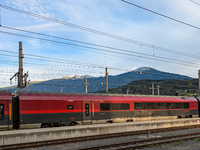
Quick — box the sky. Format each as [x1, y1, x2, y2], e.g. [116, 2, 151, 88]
[0, 0, 200, 87]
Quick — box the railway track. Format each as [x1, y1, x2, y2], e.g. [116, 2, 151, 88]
[0, 124, 200, 150]
[80, 132, 200, 150]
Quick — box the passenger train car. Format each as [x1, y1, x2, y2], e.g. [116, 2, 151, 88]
[0, 90, 199, 130]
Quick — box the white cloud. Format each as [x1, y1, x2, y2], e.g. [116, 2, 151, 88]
[11, 0, 52, 17]
[1, 0, 200, 87]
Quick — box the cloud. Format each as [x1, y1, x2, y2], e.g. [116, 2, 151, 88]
[11, 0, 52, 17]
[1, 0, 200, 87]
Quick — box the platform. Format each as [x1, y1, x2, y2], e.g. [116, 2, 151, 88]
[0, 118, 200, 145]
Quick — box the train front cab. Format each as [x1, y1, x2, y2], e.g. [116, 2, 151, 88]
[0, 91, 13, 130]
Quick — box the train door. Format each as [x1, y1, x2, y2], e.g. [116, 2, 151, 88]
[0, 102, 6, 129]
[0, 91, 13, 130]
[81, 100, 92, 123]
[0, 101, 11, 130]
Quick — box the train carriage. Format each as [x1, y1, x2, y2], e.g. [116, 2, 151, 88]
[0, 90, 199, 129]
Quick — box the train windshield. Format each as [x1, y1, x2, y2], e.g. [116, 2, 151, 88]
[0, 104, 4, 120]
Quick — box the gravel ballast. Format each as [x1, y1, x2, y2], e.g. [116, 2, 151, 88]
[26, 128, 200, 150]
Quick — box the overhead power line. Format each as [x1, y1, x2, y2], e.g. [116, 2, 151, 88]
[1, 26, 200, 60]
[0, 49, 197, 75]
[190, 0, 200, 6]
[0, 31, 199, 68]
[0, 57, 193, 81]
[0, 5, 199, 59]
[121, 0, 200, 30]
[0, 48, 197, 72]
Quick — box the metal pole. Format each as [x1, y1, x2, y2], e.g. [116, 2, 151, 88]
[19, 41, 24, 91]
[199, 70, 200, 96]
[28, 81, 30, 91]
[85, 78, 88, 93]
[157, 85, 160, 96]
[126, 89, 129, 94]
[152, 83, 154, 95]
[105, 68, 108, 93]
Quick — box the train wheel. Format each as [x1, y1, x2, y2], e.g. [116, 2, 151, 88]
[41, 123, 46, 128]
[177, 116, 182, 119]
[50, 122, 55, 127]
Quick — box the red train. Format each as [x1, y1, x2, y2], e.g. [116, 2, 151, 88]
[0, 90, 199, 130]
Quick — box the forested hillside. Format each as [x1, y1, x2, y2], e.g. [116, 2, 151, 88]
[100, 79, 198, 96]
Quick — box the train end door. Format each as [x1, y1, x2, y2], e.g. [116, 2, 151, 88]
[81, 100, 92, 123]
[0, 92, 13, 130]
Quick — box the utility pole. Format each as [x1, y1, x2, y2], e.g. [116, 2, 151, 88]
[152, 83, 154, 95]
[19, 41, 24, 91]
[105, 68, 108, 93]
[126, 89, 130, 94]
[199, 70, 200, 96]
[61, 87, 63, 92]
[85, 78, 88, 93]
[157, 85, 161, 96]
[10, 42, 29, 90]
[27, 80, 30, 91]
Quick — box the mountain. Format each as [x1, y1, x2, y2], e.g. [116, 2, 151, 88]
[58, 75, 92, 80]
[3, 67, 193, 93]
[103, 79, 198, 96]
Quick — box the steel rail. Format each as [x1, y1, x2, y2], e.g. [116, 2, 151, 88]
[0, 124, 200, 150]
[80, 132, 200, 150]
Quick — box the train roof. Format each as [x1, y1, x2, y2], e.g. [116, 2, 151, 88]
[0, 90, 12, 100]
[0, 90, 12, 94]
[16, 91, 192, 98]
[16, 91, 197, 102]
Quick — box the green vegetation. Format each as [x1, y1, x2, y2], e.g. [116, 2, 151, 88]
[155, 144, 161, 147]
[196, 137, 200, 142]
[148, 144, 155, 148]
[172, 140, 183, 146]
[105, 79, 198, 96]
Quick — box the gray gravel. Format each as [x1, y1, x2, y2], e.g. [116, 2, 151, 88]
[142, 140, 200, 150]
[26, 128, 200, 150]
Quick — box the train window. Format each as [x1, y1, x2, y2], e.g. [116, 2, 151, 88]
[146, 103, 154, 109]
[176, 103, 182, 109]
[167, 103, 175, 109]
[67, 105, 74, 110]
[0, 104, 4, 120]
[157, 103, 165, 109]
[100, 103, 111, 110]
[183, 103, 189, 109]
[111, 103, 120, 110]
[100, 103, 130, 111]
[121, 103, 130, 110]
[134, 103, 143, 110]
[85, 103, 89, 116]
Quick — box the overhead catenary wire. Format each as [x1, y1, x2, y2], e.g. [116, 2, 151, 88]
[0, 49, 197, 72]
[0, 31, 199, 68]
[1, 5, 200, 61]
[1, 69, 192, 83]
[0, 47, 198, 78]
[0, 63, 193, 88]
[121, 0, 200, 30]
[1, 25, 200, 60]
[0, 3, 198, 89]
[190, 0, 200, 6]
[0, 54, 197, 85]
